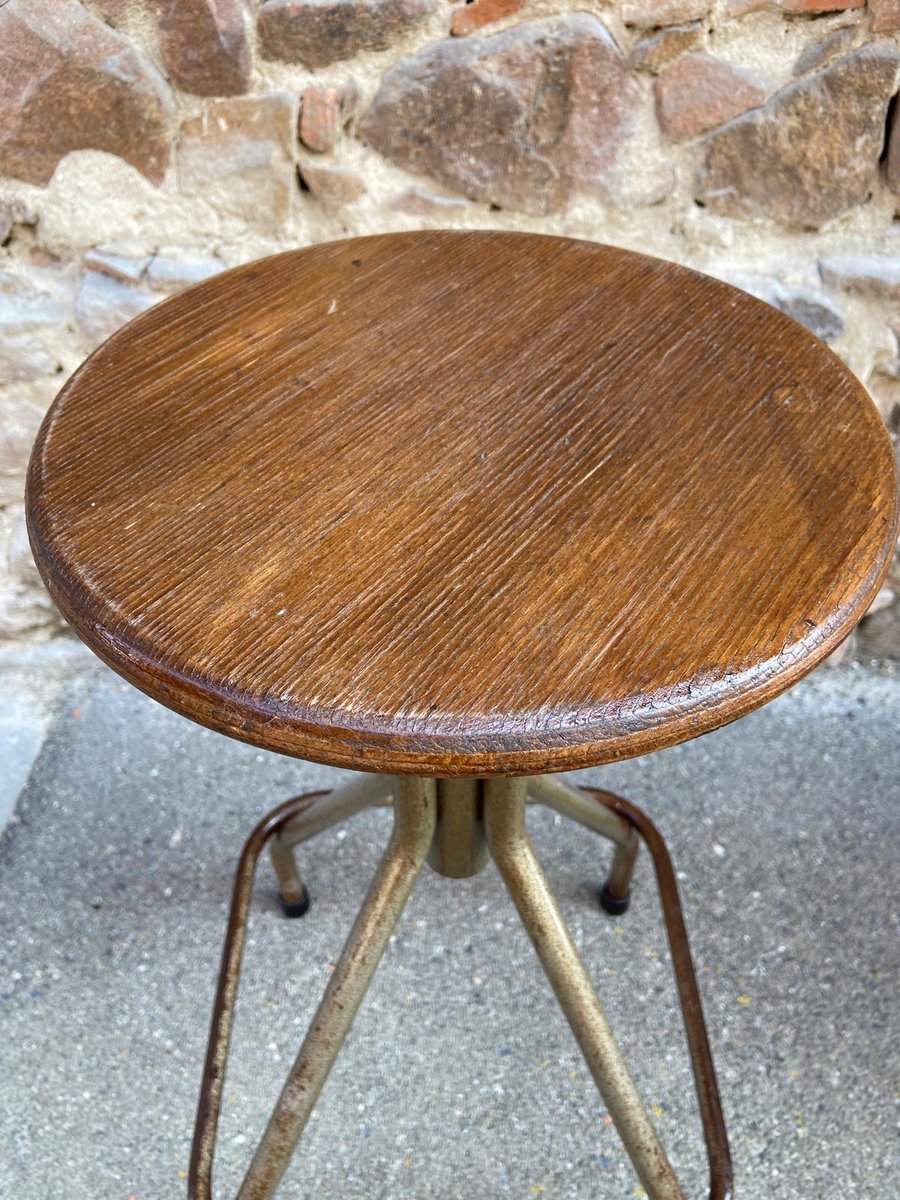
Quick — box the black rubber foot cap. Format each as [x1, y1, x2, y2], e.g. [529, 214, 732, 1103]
[599, 884, 630, 916]
[279, 887, 311, 918]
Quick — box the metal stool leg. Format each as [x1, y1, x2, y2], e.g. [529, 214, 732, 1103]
[485, 778, 686, 1200]
[581, 786, 734, 1200]
[268, 775, 393, 917]
[237, 776, 435, 1199]
[529, 774, 641, 914]
[189, 777, 436, 1200]
[268, 830, 311, 916]
[189, 790, 327, 1200]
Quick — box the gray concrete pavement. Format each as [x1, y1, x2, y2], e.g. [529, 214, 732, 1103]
[0, 639, 94, 832]
[1, 660, 898, 1200]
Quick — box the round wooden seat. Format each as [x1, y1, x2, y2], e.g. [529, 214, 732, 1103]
[26, 231, 898, 776]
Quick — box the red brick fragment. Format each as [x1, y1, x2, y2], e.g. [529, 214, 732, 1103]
[451, 0, 524, 37]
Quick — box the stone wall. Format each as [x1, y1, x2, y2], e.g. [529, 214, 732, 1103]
[2, 0, 899, 645]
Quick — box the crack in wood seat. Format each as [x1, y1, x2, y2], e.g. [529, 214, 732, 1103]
[26, 231, 898, 776]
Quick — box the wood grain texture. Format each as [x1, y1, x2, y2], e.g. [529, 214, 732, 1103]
[26, 231, 899, 776]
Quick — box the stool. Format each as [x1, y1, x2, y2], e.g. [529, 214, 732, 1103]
[26, 232, 898, 1200]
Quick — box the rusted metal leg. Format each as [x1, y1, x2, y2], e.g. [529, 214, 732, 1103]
[485, 777, 685, 1200]
[581, 786, 734, 1200]
[529, 774, 640, 915]
[235, 777, 437, 1200]
[268, 775, 392, 916]
[189, 789, 329, 1200]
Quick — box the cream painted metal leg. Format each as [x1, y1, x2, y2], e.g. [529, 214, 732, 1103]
[484, 778, 685, 1200]
[529, 774, 640, 910]
[236, 778, 437, 1200]
[268, 774, 392, 914]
